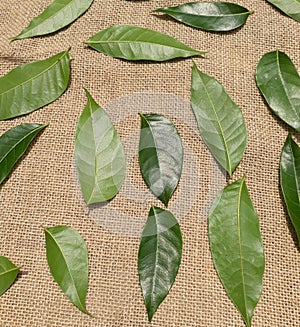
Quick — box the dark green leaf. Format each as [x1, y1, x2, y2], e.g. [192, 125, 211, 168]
[280, 134, 300, 245]
[256, 50, 300, 131]
[85, 24, 206, 61]
[0, 256, 19, 297]
[12, 0, 94, 40]
[43, 225, 89, 314]
[0, 49, 70, 120]
[138, 206, 182, 321]
[75, 89, 126, 205]
[190, 62, 247, 177]
[139, 113, 183, 206]
[0, 123, 47, 185]
[209, 178, 265, 327]
[267, 0, 300, 22]
[154, 2, 252, 31]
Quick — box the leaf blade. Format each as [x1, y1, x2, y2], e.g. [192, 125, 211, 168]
[209, 178, 265, 327]
[190, 62, 247, 177]
[154, 2, 252, 31]
[267, 0, 300, 22]
[0, 256, 19, 297]
[85, 24, 206, 61]
[0, 123, 48, 184]
[138, 206, 182, 321]
[256, 50, 300, 131]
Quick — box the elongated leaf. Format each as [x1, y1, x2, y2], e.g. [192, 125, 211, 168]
[280, 134, 300, 244]
[267, 0, 300, 22]
[154, 2, 252, 32]
[75, 89, 126, 205]
[12, 0, 94, 40]
[0, 256, 19, 297]
[0, 49, 70, 120]
[209, 178, 265, 327]
[139, 113, 183, 206]
[85, 24, 206, 61]
[0, 123, 47, 185]
[256, 50, 300, 131]
[43, 226, 89, 314]
[190, 62, 247, 177]
[138, 206, 182, 321]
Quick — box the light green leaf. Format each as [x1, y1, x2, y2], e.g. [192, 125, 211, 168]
[256, 50, 300, 131]
[12, 0, 94, 40]
[138, 206, 182, 321]
[190, 62, 247, 177]
[0, 49, 70, 120]
[154, 2, 252, 32]
[0, 123, 47, 185]
[0, 256, 19, 297]
[267, 0, 300, 22]
[85, 24, 206, 61]
[209, 178, 265, 327]
[139, 113, 183, 206]
[280, 134, 300, 245]
[43, 225, 89, 314]
[75, 89, 126, 205]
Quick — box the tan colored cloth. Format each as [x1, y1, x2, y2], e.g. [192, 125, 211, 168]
[0, 0, 299, 325]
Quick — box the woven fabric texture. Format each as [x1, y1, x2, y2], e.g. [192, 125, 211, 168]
[0, 0, 299, 326]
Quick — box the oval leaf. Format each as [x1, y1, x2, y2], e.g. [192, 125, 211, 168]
[280, 134, 300, 245]
[209, 178, 265, 327]
[0, 49, 70, 120]
[154, 2, 252, 32]
[190, 62, 247, 177]
[43, 225, 89, 314]
[85, 24, 206, 61]
[75, 89, 126, 205]
[12, 0, 94, 40]
[267, 0, 300, 22]
[256, 50, 300, 131]
[0, 256, 19, 297]
[138, 206, 182, 321]
[139, 113, 183, 206]
[0, 123, 47, 185]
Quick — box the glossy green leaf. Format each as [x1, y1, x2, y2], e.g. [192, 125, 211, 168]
[154, 2, 252, 32]
[190, 62, 247, 177]
[139, 113, 183, 206]
[85, 24, 206, 61]
[0, 123, 47, 185]
[12, 0, 94, 40]
[0, 49, 70, 120]
[256, 50, 300, 131]
[0, 256, 19, 297]
[138, 206, 182, 321]
[280, 134, 300, 244]
[43, 225, 89, 314]
[267, 0, 300, 22]
[75, 89, 126, 205]
[209, 178, 265, 327]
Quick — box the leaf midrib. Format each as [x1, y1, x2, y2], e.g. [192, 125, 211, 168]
[161, 10, 251, 18]
[288, 139, 300, 202]
[0, 266, 19, 277]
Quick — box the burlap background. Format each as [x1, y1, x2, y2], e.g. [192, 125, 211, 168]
[0, 0, 299, 326]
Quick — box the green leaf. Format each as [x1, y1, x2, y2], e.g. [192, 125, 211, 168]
[256, 50, 300, 131]
[190, 62, 247, 177]
[0, 123, 47, 185]
[85, 24, 206, 61]
[75, 89, 126, 205]
[208, 178, 265, 327]
[139, 113, 183, 206]
[0, 49, 70, 120]
[154, 2, 252, 32]
[280, 134, 300, 245]
[0, 256, 19, 297]
[138, 206, 182, 321]
[43, 225, 89, 314]
[267, 0, 300, 22]
[12, 0, 94, 40]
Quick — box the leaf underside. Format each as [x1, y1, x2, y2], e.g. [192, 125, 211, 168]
[267, 0, 300, 22]
[0, 256, 19, 297]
